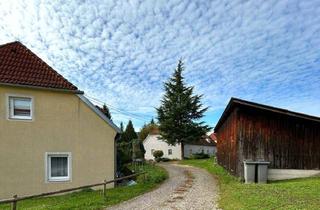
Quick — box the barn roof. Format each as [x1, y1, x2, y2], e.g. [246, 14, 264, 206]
[0, 41, 81, 93]
[215, 97, 320, 132]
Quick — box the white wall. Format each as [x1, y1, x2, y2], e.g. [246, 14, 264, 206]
[184, 144, 216, 158]
[143, 134, 182, 160]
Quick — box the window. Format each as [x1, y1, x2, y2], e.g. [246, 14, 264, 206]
[168, 149, 172, 155]
[46, 153, 71, 182]
[207, 149, 209, 154]
[8, 96, 32, 120]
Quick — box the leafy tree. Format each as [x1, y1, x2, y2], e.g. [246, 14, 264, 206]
[156, 60, 211, 159]
[138, 120, 159, 141]
[138, 123, 148, 141]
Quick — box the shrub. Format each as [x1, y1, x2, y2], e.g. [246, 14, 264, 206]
[190, 152, 210, 159]
[153, 150, 164, 158]
[160, 157, 170, 162]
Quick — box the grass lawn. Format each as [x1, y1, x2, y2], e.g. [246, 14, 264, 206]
[181, 158, 320, 210]
[0, 163, 168, 210]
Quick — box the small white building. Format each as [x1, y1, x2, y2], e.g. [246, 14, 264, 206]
[143, 133, 217, 160]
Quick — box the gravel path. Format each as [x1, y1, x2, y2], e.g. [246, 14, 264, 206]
[107, 162, 219, 210]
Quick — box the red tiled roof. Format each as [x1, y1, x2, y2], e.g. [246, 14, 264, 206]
[209, 133, 217, 142]
[0, 41, 79, 91]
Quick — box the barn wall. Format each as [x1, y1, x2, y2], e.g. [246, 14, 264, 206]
[237, 106, 320, 174]
[216, 108, 240, 176]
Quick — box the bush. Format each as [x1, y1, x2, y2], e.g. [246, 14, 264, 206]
[190, 152, 210, 159]
[160, 157, 170, 162]
[153, 150, 164, 162]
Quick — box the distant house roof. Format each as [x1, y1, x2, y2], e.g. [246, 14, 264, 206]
[187, 136, 217, 147]
[0, 41, 80, 92]
[209, 133, 217, 142]
[215, 97, 320, 132]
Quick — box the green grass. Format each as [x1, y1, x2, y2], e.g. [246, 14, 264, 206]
[181, 158, 320, 210]
[0, 163, 168, 210]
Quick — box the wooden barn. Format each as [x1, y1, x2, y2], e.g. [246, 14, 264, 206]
[214, 98, 320, 179]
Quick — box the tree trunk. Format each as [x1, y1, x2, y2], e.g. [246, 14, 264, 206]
[181, 142, 184, 160]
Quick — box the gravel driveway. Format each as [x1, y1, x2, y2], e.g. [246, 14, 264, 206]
[107, 162, 219, 210]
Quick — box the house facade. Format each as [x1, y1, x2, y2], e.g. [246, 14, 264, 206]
[143, 133, 216, 160]
[215, 98, 320, 180]
[0, 42, 120, 199]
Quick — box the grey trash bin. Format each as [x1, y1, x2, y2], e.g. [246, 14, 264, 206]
[243, 161, 270, 184]
[243, 161, 256, 183]
[257, 161, 270, 183]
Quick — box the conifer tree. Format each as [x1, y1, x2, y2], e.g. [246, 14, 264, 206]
[102, 104, 112, 120]
[123, 120, 138, 143]
[156, 60, 211, 159]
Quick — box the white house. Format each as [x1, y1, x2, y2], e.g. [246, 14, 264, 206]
[143, 133, 217, 160]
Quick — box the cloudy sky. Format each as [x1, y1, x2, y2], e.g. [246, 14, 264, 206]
[1, 0, 319, 130]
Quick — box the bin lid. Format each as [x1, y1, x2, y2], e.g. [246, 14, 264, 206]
[243, 160, 270, 165]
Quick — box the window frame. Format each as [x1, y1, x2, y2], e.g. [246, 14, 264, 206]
[45, 152, 72, 182]
[168, 149, 172, 155]
[7, 94, 34, 121]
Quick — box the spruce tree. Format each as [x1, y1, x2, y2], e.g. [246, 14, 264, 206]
[123, 120, 138, 142]
[156, 60, 211, 159]
[120, 122, 124, 133]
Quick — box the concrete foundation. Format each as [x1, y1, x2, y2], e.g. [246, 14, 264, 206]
[268, 169, 320, 181]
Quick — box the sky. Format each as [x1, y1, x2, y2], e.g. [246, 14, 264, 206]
[0, 0, 319, 130]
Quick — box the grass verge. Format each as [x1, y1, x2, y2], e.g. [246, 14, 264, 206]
[180, 158, 320, 210]
[0, 163, 168, 210]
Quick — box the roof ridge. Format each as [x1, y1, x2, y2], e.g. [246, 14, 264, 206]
[0, 41, 21, 49]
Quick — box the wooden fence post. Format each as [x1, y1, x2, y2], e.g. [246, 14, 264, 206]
[103, 180, 107, 199]
[143, 173, 146, 183]
[12, 195, 17, 210]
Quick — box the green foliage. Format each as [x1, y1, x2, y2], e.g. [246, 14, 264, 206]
[156, 60, 211, 157]
[118, 120, 138, 164]
[119, 122, 124, 132]
[101, 104, 112, 120]
[132, 139, 146, 159]
[121, 120, 138, 143]
[153, 150, 164, 162]
[0, 164, 168, 210]
[138, 121, 159, 141]
[181, 158, 320, 210]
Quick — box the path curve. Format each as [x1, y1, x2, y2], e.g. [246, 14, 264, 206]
[107, 162, 219, 210]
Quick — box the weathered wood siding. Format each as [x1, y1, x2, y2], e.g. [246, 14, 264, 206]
[237, 105, 320, 177]
[216, 108, 239, 175]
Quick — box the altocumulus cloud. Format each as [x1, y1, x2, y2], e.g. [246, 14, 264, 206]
[0, 0, 319, 129]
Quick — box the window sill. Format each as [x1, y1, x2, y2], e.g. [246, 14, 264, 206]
[8, 117, 33, 122]
[48, 177, 71, 182]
